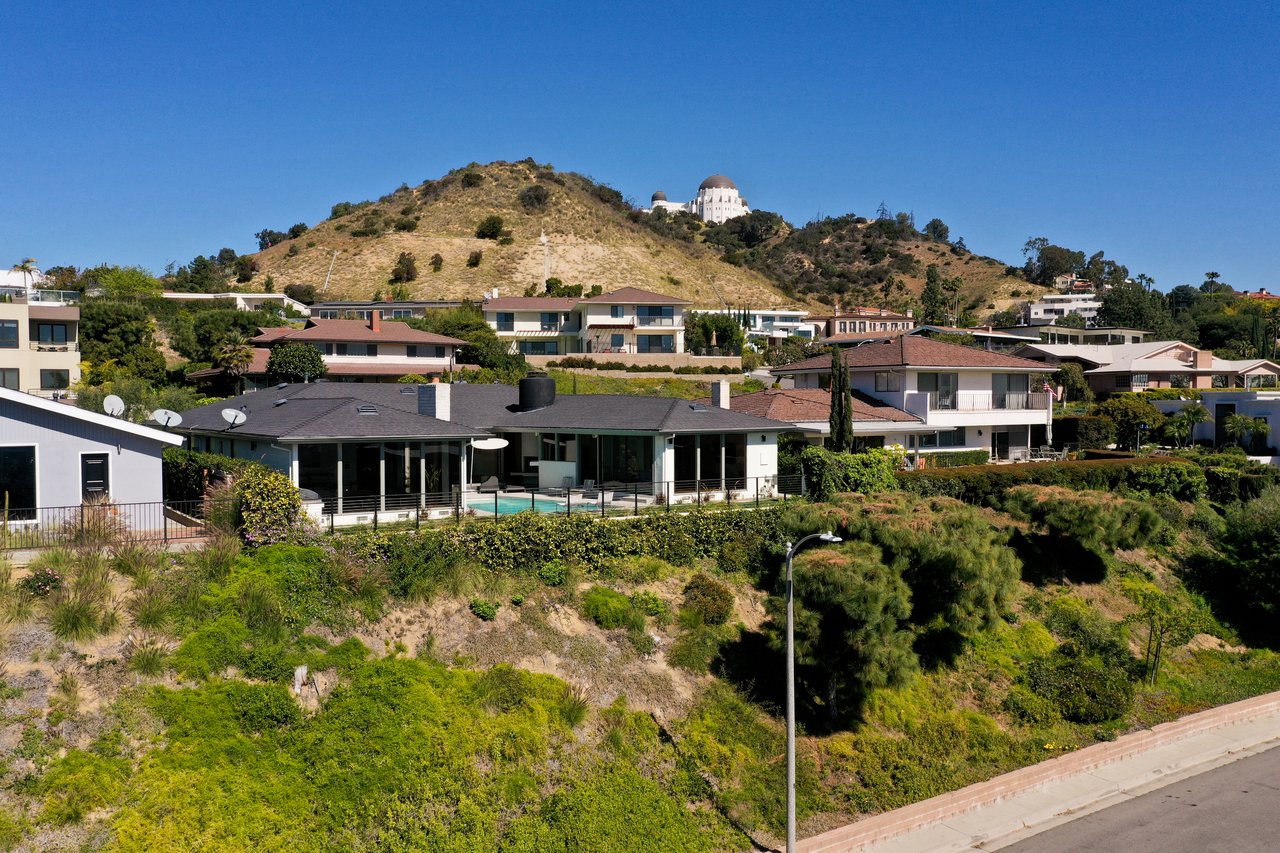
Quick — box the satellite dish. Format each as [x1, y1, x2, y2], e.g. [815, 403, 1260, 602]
[151, 408, 183, 428]
[472, 437, 509, 451]
[221, 408, 248, 427]
[103, 394, 126, 417]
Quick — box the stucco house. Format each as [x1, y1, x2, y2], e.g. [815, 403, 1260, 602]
[177, 374, 790, 521]
[771, 336, 1053, 460]
[0, 387, 182, 521]
[481, 287, 690, 357]
[1015, 340, 1280, 395]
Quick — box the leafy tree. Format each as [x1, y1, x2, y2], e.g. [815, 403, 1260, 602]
[1097, 280, 1178, 336]
[80, 301, 166, 384]
[765, 541, 917, 726]
[266, 342, 328, 383]
[1096, 394, 1165, 449]
[284, 283, 316, 304]
[920, 264, 948, 325]
[233, 256, 257, 283]
[409, 305, 526, 374]
[1208, 488, 1280, 644]
[429, 253, 444, 273]
[287, 223, 308, 239]
[1080, 251, 1129, 290]
[1055, 311, 1087, 329]
[96, 266, 162, 300]
[255, 229, 288, 250]
[1120, 580, 1201, 686]
[990, 308, 1022, 327]
[685, 312, 745, 355]
[390, 252, 418, 283]
[701, 210, 789, 252]
[923, 218, 949, 242]
[475, 215, 505, 240]
[827, 348, 852, 452]
[1054, 363, 1093, 403]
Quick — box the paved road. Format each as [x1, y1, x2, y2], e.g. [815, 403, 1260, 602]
[1002, 746, 1280, 852]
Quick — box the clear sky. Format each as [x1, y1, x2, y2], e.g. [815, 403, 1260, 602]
[2, 1, 1277, 291]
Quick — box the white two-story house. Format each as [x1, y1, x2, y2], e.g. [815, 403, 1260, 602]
[771, 336, 1053, 460]
[481, 287, 690, 357]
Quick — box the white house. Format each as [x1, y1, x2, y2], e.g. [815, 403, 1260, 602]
[645, 175, 751, 224]
[1026, 292, 1103, 326]
[159, 290, 311, 316]
[481, 287, 690, 357]
[1015, 340, 1280, 395]
[698, 308, 822, 344]
[1152, 390, 1280, 460]
[0, 387, 182, 521]
[772, 336, 1053, 460]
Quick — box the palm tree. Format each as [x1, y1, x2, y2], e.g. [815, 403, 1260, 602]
[1222, 413, 1270, 451]
[1166, 402, 1210, 448]
[213, 335, 254, 395]
[10, 258, 38, 291]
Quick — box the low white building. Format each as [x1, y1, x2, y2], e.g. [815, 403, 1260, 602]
[159, 291, 311, 316]
[646, 175, 751, 224]
[1026, 292, 1103, 326]
[699, 308, 822, 343]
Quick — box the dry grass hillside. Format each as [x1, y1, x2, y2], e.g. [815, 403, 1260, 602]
[249, 160, 798, 309]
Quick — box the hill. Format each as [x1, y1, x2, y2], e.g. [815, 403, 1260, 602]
[247, 160, 798, 308]
[700, 211, 1052, 318]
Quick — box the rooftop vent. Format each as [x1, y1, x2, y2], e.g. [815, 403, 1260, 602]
[356, 404, 378, 415]
[689, 403, 708, 412]
[272, 398, 288, 407]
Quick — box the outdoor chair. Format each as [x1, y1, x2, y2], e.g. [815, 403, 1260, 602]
[477, 476, 501, 494]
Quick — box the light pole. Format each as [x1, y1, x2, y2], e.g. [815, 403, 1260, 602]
[784, 530, 842, 852]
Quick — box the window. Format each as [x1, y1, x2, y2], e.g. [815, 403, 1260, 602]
[610, 305, 624, 319]
[40, 370, 69, 390]
[0, 368, 17, 390]
[917, 372, 959, 409]
[1114, 375, 1131, 390]
[0, 446, 36, 517]
[37, 323, 67, 344]
[1132, 373, 1149, 389]
[637, 306, 674, 326]
[610, 333, 624, 350]
[919, 427, 966, 448]
[332, 343, 376, 356]
[495, 312, 514, 332]
[874, 371, 901, 392]
[637, 334, 674, 354]
[0, 320, 17, 348]
[518, 341, 559, 356]
[540, 312, 560, 331]
[391, 309, 414, 318]
[407, 345, 446, 358]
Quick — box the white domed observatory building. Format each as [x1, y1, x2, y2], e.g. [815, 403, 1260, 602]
[646, 175, 751, 224]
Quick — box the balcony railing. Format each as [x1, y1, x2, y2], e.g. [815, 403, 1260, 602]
[925, 391, 1051, 411]
[29, 341, 78, 352]
[29, 289, 81, 304]
[636, 316, 677, 327]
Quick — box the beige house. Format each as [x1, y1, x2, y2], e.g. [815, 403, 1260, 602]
[1016, 340, 1280, 394]
[0, 295, 80, 396]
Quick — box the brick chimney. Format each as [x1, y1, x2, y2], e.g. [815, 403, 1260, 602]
[711, 379, 730, 409]
[369, 310, 381, 333]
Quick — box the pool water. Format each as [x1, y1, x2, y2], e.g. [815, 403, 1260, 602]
[483, 495, 598, 515]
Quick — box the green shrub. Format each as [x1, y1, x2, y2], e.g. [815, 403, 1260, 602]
[225, 682, 302, 733]
[630, 590, 667, 618]
[538, 561, 569, 586]
[475, 215, 504, 239]
[162, 447, 262, 503]
[1026, 652, 1135, 723]
[668, 624, 726, 673]
[1002, 684, 1059, 724]
[800, 445, 901, 500]
[17, 565, 61, 597]
[581, 586, 643, 630]
[1053, 415, 1116, 450]
[898, 457, 1206, 504]
[473, 663, 531, 712]
[237, 467, 305, 545]
[38, 749, 129, 825]
[923, 449, 990, 468]
[683, 572, 733, 625]
[469, 599, 499, 621]
[466, 250, 483, 267]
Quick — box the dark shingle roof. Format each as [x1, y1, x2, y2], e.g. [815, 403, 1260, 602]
[700, 388, 919, 424]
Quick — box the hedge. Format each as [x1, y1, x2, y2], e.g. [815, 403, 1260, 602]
[333, 507, 788, 577]
[1053, 415, 1116, 450]
[799, 446, 901, 501]
[923, 450, 990, 468]
[163, 448, 263, 502]
[896, 457, 1207, 505]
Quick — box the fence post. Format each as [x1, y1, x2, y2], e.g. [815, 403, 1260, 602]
[633, 484, 639, 515]
[163, 502, 170, 543]
[415, 505, 420, 531]
[565, 490, 571, 517]
[666, 481, 671, 512]
[373, 505, 378, 531]
[494, 492, 499, 520]
[696, 479, 701, 506]
[756, 477, 760, 508]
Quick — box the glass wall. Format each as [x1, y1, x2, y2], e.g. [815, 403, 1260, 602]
[298, 444, 338, 506]
[673, 433, 746, 492]
[598, 435, 653, 484]
[298, 441, 463, 512]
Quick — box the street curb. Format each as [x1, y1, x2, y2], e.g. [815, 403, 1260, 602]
[796, 690, 1280, 853]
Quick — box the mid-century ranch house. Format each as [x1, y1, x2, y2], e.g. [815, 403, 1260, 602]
[187, 312, 465, 389]
[772, 336, 1054, 460]
[1015, 340, 1280, 395]
[176, 374, 789, 520]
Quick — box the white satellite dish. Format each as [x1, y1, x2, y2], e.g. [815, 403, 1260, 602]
[102, 394, 126, 417]
[472, 437, 510, 451]
[151, 408, 183, 428]
[221, 408, 248, 427]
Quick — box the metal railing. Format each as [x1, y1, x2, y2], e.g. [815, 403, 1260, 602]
[1, 499, 214, 550]
[924, 391, 1052, 412]
[635, 316, 678, 327]
[29, 341, 78, 352]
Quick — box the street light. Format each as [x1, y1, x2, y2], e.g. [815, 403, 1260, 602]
[784, 530, 842, 852]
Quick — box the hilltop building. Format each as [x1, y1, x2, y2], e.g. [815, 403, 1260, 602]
[646, 175, 751, 224]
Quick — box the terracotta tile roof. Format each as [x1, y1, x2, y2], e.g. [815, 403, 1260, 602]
[579, 287, 691, 305]
[774, 335, 1048, 372]
[257, 318, 465, 346]
[821, 331, 902, 344]
[252, 326, 296, 343]
[697, 388, 920, 424]
[483, 297, 579, 311]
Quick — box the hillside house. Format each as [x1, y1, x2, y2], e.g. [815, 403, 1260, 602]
[0, 290, 81, 397]
[1014, 341, 1280, 395]
[481, 287, 691, 357]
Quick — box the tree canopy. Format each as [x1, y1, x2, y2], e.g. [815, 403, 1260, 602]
[267, 342, 328, 383]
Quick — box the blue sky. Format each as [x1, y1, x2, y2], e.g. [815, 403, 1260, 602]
[2, 1, 1277, 291]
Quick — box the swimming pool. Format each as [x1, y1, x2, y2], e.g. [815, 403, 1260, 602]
[480, 495, 599, 515]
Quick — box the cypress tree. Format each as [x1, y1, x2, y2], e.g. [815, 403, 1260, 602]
[828, 346, 853, 452]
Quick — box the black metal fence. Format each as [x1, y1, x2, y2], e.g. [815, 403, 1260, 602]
[0, 499, 214, 551]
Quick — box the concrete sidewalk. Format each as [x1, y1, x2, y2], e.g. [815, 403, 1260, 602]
[797, 691, 1280, 853]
